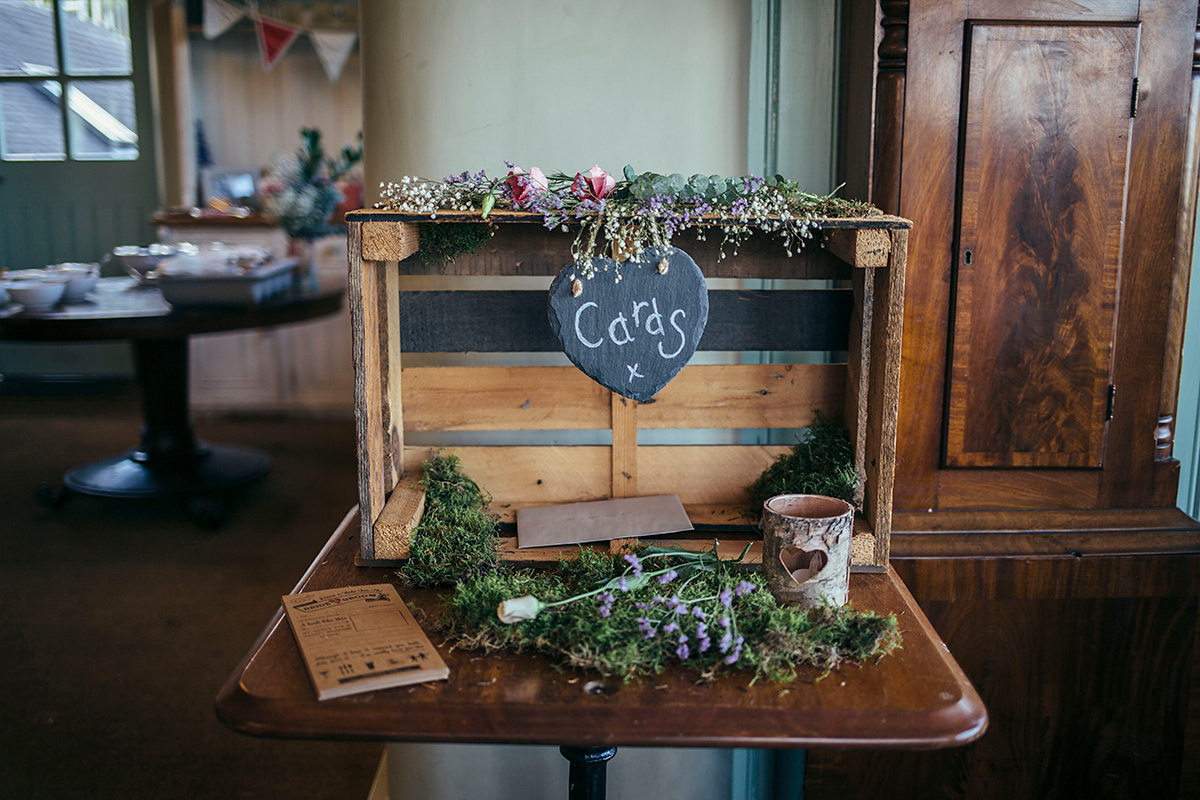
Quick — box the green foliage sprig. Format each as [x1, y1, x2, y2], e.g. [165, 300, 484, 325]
[747, 414, 862, 515]
[397, 452, 499, 587]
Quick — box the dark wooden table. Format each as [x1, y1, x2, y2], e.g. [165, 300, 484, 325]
[217, 508, 987, 796]
[0, 277, 342, 516]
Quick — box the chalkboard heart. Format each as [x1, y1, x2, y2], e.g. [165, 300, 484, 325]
[548, 246, 708, 403]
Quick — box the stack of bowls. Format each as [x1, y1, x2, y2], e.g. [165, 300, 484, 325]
[4, 270, 67, 311]
[47, 262, 100, 303]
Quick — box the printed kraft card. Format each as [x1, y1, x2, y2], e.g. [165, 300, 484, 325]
[282, 583, 449, 700]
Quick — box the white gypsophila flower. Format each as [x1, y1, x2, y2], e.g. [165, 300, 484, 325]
[497, 595, 546, 624]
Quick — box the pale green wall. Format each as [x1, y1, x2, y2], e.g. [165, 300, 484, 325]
[1174, 208, 1200, 515]
[361, 0, 751, 196]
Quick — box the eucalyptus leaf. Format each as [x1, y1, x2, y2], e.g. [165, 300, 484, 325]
[623, 164, 637, 182]
[667, 173, 687, 194]
[602, 572, 650, 592]
[688, 174, 710, 198]
[631, 176, 654, 200]
[708, 176, 727, 196]
[651, 174, 673, 196]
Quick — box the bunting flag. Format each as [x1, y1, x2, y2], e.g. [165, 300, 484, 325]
[256, 17, 301, 71]
[203, 0, 244, 40]
[310, 30, 358, 82]
[203, 0, 358, 79]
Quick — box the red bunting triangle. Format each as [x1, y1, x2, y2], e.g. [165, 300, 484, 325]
[256, 17, 300, 70]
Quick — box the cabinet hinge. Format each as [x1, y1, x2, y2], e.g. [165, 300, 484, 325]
[1131, 77, 1139, 118]
[1106, 384, 1116, 421]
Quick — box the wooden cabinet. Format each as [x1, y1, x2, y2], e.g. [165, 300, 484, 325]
[839, 0, 1200, 514]
[831, 5, 1200, 795]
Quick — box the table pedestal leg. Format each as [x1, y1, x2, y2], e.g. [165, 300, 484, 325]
[132, 336, 197, 463]
[62, 337, 271, 500]
[560, 746, 618, 800]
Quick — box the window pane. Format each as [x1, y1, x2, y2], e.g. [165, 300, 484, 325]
[0, 80, 66, 159]
[67, 79, 136, 160]
[63, 0, 131, 76]
[0, 0, 59, 77]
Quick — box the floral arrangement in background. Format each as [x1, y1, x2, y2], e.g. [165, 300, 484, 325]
[264, 127, 363, 240]
[378, 162, 879, 264]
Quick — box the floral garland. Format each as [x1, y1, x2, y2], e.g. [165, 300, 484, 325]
[377, 163, 879, 264]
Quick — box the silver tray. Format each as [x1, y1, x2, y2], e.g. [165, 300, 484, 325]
[156, 258, 298, 307]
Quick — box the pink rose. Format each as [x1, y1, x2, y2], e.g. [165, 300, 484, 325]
[572, 164, 615, 201]
[506, 166, 548, 209]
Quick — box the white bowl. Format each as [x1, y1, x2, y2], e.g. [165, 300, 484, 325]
[61, 273, 99, 302]
[4, 269, 50, 281]
[49, 264, 100, 302]
[110, 244, 187, 282]
[8, 279, 66, 311]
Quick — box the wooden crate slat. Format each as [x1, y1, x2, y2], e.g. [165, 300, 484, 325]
[400, 363, 847, 432]
[396, 289, 854, 353]
[864, 230, 907, 563]
[404, 445, 612, 521]
[401, 366, 611, 431]
[497, 536, 766, 564]
[638, 444, 792, 506]
[361, 220, 418, 262]
[493, 520, 877, 566]
[824, 227, 891, 268]
[611, 393, 638, 498]
[643, 363, 847, 429]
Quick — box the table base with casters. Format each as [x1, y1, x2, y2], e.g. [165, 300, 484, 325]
[1, 277, 342, 525]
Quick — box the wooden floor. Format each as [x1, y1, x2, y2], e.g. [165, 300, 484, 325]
[0, 392, 381, 799]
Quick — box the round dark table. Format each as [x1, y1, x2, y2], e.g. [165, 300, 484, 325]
[0, 277, 343, 513]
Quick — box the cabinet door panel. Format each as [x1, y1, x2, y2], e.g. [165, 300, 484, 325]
[945, 23, 1137, 468]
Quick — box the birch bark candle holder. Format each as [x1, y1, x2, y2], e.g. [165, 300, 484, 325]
[762, 494, 854, 608]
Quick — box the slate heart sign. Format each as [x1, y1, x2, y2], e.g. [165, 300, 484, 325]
[548, 246, 708, 403]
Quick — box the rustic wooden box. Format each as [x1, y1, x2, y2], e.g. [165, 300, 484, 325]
[345, 209, 909, 569]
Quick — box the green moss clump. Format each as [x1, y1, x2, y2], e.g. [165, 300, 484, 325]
[746, 414, 860, 516]
[418, 222, 495, 266]
[442, 546, 900, 682]
[397, 452, 499, 587]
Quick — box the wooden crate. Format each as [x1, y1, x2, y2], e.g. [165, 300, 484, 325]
[346, 209, 910, 569]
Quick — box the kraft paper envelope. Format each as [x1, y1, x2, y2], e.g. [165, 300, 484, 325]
[517, 494, 694, 548]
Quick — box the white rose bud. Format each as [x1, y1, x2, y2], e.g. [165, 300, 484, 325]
[497, 595, 545, 624]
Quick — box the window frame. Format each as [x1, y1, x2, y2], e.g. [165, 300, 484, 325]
[0, 0, 139, 162]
